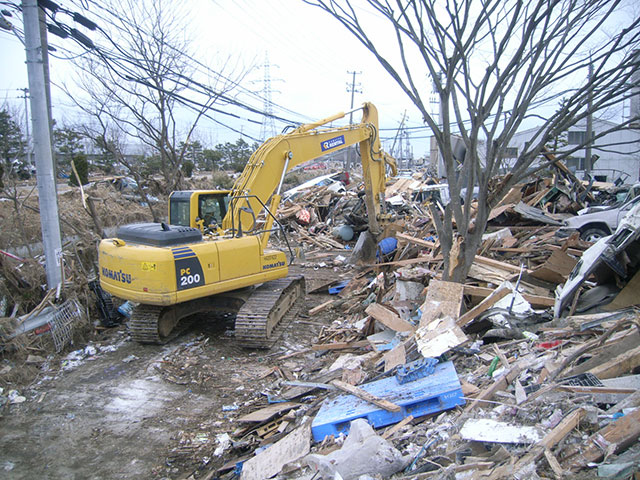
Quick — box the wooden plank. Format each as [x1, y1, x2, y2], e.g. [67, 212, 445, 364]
[544, 449, 565, 478]
[381, 415, 414, 439]
[464, 361, 527, 413]
[308, 300, 335, 315]
[240, 424, 310, 480]
[473, 254, 524, 274]
[564, 408, 640, 471]
[396, 233, 436, 249]
[311, 340, 369, 351]
[606, 390, 640, 414]
[330, 379, 402, 412]
[237, 402, 300, 423]
[365, 303, 415, 332]
[383, 342, 406, 372]
[588, 344, 640, 379]
[488, 408, 585, 479]
[456, 285, 510, 327]
[463, 284, 555, 307]
[604, 269, 640, 311]
[557, 385, 637, 395]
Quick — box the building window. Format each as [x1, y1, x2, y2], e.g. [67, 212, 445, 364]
[504, 147, 518, 158]
[568, 130, 596, 145]
[568, 131, 586, 144]
[566, 157, 585, 171]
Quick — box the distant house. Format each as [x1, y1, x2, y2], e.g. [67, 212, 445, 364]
[508, 119, 640, 183]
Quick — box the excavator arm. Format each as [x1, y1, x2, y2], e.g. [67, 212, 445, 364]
[222, 102, 397, 247]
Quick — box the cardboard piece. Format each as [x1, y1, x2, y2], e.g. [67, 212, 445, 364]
[240, 423, 311, 480]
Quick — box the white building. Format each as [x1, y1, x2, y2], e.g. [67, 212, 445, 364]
[508, 118, 640, 184]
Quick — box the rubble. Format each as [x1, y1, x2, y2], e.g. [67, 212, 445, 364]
[3, 169, 640, 479]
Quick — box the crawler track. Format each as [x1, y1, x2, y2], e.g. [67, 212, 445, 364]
[234, 275, 305, 349]
[127, 276, 305, 347]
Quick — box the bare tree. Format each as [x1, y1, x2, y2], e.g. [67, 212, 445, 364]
[62, 0, 243, 192]
[307, 0, 640, 281]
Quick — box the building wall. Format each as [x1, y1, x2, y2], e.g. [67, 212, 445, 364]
[508, 119, 640, 183]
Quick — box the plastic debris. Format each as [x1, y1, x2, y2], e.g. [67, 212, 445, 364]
[305, 419, 410, 480]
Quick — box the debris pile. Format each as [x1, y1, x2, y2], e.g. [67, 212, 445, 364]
[168, 171, 640, 480]
[3, 168, 640, 479]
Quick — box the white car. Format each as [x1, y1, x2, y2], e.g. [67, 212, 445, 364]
[556, 194, 640, 242]
[283, 172, 349, 201]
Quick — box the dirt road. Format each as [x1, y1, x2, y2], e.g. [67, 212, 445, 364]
[0, 282, 334, 479]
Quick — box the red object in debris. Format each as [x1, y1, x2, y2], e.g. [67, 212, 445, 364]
[537, 340, 562, 349]
[296, 209, 311, 225]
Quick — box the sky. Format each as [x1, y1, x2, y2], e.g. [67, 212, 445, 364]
[0, 0, 433, 158]
[1, 0, 636, 165]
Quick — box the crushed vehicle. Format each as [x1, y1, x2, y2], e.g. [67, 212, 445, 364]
[283, 171, 350, 201]
[554, 200, 640, 317]
[556, 193, 640, 242]
[98, 103, 397, 345]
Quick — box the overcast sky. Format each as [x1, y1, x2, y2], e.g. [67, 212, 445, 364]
[0, 0, 433, 157]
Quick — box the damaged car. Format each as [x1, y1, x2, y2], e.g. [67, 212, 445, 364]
[554, 201, 640, 317]
[556, 194, 640, 242]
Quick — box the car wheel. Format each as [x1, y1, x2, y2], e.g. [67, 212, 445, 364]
[580, 227, 609, 242]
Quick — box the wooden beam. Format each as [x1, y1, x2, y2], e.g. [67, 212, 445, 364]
[564, 407, 640, 471]
[365, 303, 415, 332]
[396, 233, 436, 249]
[456, 285, 510, 327]
[464, 361, 526, 413]
[382, 415, 414, 439]
[588, 344, 640, 379]
[473, 254, 524, 274]
[308, 300, 335, 315]
[331, 379, 402, 412]
[488, 408, 585, 479]
[311, 340, 369, 351]
[463, 284, 555, 307]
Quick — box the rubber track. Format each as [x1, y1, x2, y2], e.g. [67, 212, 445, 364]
[234, 275, 305, 349]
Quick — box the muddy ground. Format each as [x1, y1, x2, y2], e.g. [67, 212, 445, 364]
[0, 266, 341, 480]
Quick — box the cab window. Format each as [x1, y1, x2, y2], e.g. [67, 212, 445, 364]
[169, 198, 191, 226]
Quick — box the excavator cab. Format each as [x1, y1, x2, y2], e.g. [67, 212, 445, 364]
[168, 190, 230, 232]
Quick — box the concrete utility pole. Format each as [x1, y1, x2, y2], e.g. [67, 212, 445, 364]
[346, 70, 362, 171]
[585, 61, 594, 178]
[22, 0, 63, 289]
[18, 88, 32, 167]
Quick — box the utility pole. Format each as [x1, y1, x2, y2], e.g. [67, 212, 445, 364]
[18, 88, 32, 167]
[585, 61, 594, 178]
[346, 70, 362, 171]
[23, 0, 63, 289]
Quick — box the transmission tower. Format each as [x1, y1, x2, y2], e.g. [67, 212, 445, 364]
[258, 53, 280, 141]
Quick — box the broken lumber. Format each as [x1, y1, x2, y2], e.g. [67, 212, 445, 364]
[464, 360, 528, 413]
[395, 233, 436, 249]
[488, 408, 585, 479]
[587, 344, 640, 380]
[456, 285, 510, 327]
[463, 284, 555, 308]
[365, 303, 415, 332]
[330, 379, 401, 412]
[311, 340, 369, 351]
[563, 408, 640, 471]
[308, 300, 335, 315]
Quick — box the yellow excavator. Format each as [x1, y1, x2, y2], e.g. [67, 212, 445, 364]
[98, 102, 397, 346]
